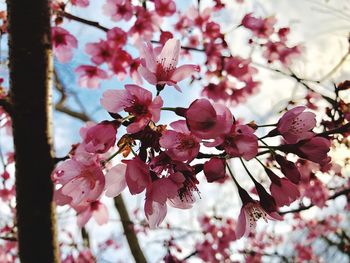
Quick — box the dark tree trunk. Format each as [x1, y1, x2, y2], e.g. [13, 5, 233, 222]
[7, 0, 59, 262]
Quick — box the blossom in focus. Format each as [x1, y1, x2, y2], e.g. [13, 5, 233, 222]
[105, 164, 127, 198]
[125, 157, 152, 195]
[208, 124, 258, 160]
[265, 168, 300, 207]
[284, 137, 331, 165]
[203, 158, 226, 183]
[275, 106, 316, 144]
[80, 121, 119, 154]
[144, 173, 184, 228]
[52, 26, 78, 63]
[51, 153, 105, 207]
[235, 187, 281, 239]
[101, 84, 163, 133]
[159, 120, 201, 162]
[275, 154, 301, 184]
[185, 98, 233, 139]
[138, 38, 200, 91]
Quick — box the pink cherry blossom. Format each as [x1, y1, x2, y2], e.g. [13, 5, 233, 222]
[51, 154, 105, 206]
[159, 120, 201, 162]
[105, 164, 127, 197]
[80, 120, 119, 154]
[286, 137, 331, 165]
[125, 157, 152, 195]
[71, 0, 89, 7]
[236, 201, 281, 239]
[185, 99, 233, 139]
[75, 65, 108, 89]
[75, 200, 109, 227]
[154, 0, 176, 17]
[265, 168, 300, 207]
[138, 38, 200, 91]
[275, 106, 316, 144]
[212, 124, 258, 160]
[103, 0, 133, 22]
[144, 173, 184, 227]
[52, 26, 77, 63]
[241, 13, 276, 38]
[275, 154, 301, 184]
[203, 158, 226, 183]
[101, 84, 163, 133]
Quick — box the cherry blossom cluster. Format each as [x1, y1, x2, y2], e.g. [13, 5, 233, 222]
[51, 38, 334, 239]
[50, 0, 301, 105]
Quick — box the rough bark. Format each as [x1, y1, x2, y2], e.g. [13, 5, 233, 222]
[7, 0, 60, 262]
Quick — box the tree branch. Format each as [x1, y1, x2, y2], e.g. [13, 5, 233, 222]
[114, 195, 147, 263]
[280, 188, 350, 215]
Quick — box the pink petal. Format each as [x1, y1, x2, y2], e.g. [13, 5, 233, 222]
[138, 65, 157, 85]
[235, 207, 247, 239]
[77, 208, 92, 228]
[171, 64, 200, 82]
[105, 164, 127, 197]
[93, 203, 109, 225]
[100, 89, 130, 113]
[158, 38, 180, 69]
[144, 200, 167, 228]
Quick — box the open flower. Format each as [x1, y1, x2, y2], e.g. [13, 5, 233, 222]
[101, 84, 163, 133]
[159, 120, 201, 162]
[209, 124, 258, 160]
[51, 153, 105, 207]
[144, 172, 185, 228]
[274, 106, 316, 144]
[235, 187, 282, 239]
[138, 38, 200, 91]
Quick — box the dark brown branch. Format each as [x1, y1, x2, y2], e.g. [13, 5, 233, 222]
[8, 0, 60, 261]
[57, 11, 109, 32]
[0, 236, 17, 242]
[114, 195, 147, 263]
[280, 188, 350, 215]
[317, 122, 350, 137]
